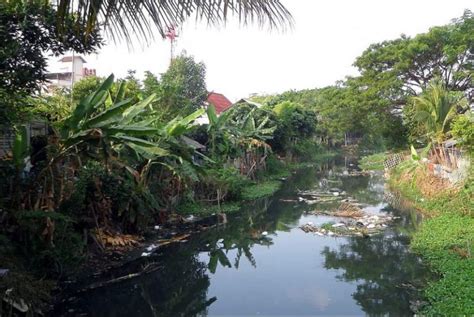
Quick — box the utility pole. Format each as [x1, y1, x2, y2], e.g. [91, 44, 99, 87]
[165, 25, 179, 63]
[71, 51, 75, 104]
[71, 50, 75, 87]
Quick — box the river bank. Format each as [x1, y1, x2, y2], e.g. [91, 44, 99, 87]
[51, 155, 433, 316]
[359, 151, 474, 315]
[388, 164, 474, 315]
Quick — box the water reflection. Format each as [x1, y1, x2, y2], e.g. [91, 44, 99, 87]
[53, 158, 433, 316]
[322, 229, 431, 316]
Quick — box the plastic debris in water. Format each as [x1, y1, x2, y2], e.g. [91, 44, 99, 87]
[154, 225, 160, 230]
[146, 244, 157, 252]
[141, 252, 151, 257]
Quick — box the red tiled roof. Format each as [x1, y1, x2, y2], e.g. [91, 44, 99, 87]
[207, 92, 232, 114]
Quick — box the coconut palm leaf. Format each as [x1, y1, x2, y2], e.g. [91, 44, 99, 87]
[52, 0, 293, 43]
[412, 80, 467, 143]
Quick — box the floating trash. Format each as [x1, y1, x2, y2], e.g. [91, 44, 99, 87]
[146, 244, 158, 252]
[299, 210, 394, 237]
[185, 215, 196, 222]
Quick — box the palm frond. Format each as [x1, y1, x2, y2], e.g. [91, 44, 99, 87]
[52, 0, 293, 43]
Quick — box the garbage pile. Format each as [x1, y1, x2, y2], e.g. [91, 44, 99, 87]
[296, 186, 363, 208]
[300, 202, 398, 237]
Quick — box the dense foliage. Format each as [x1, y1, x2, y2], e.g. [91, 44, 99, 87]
[0, 1, 102, 123]
[0, 3, 472, 314]
[251, 10, 473, 151]
[143, 54, 208, 120]
[389, 163, 474, 315]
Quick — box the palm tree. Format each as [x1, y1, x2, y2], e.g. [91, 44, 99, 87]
[50, 0, 293, 42]
[411, 80, 467, 165]
[412, 81, 466, 144]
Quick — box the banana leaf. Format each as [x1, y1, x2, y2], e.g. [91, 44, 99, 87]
[121, 94, 157, 124]
[85, 98, 133, 128]
[13, 125, 28, 168]
[206, 104, 218, 125]
[107, 126, 159, 136]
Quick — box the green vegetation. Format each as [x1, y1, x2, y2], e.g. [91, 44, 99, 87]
[389, 163, 474, 315]
[178, 201, 242, 216]
[451, 113, 474, 152]
[0, 1, 473, 314]
[0, 0, 295, 313]
[358, 153, 387, 171]
[241, 180, 282, 201]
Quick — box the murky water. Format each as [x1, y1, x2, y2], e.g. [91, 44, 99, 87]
[54, 157, 433, 316]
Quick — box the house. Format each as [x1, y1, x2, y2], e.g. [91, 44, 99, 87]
[195, 92, 234, 125]
[206, 92, 233, 114]
[45, 55, 96, 90]
[0, 121, 49, 158]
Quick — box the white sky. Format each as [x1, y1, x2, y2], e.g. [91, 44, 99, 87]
[48, 0, 472, 102]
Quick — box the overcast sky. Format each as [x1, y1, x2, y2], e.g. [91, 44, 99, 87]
[49, 0, 472, 101]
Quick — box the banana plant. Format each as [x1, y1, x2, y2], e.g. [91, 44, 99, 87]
[206, 104, 235, 158]
[59, 74, 169, 164]
[228, 106, 276, 175]
[12, 125, 28, 169]
[232, 107, 276, 143]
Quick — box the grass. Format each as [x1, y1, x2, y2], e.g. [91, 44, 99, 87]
[358, 152, 387, 171]
[177, 201, 242, 216]
[177, 180, 283, 216]
[320, 222, 335, 231]
[241, 180, 282, 200]
[389, 164, 474, 315]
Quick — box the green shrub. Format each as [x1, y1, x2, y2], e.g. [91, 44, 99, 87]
[197, 166, 249, 202]
[241, 180, 281, 200]
[358, 152, 387, 170]
[60, 162, 160, 232]
[291, 139, 321, 160]
[411, 213, 474, 315]
[390, 165, 474, 314]
[451, 114, 474, 153]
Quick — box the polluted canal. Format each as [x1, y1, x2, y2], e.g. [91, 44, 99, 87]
[54, 157, 434, 316]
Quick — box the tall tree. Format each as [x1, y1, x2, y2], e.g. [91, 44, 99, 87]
[0, 0, 102, 122]
[354, 10, 473, 110]
[158, 53, 208, 117]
